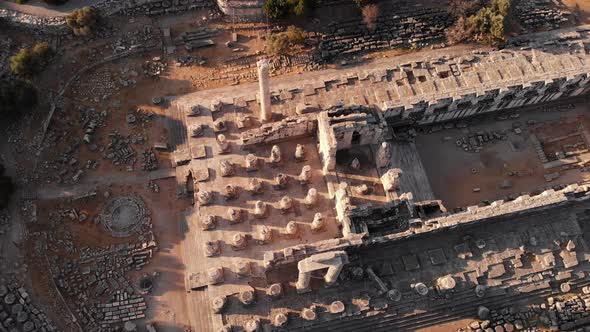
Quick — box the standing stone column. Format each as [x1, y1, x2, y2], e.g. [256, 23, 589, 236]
[324, 264, 344, 286]
[257, 59, 272, 122]
[296, 271, 312, 292]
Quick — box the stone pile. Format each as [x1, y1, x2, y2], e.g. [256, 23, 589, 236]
[112, 0, 212, 16]
[98, 290, 147, 324]
[176, 54, 207, 67]
[52, 236, 156, 330]
[0, 8, 68, 34]
[515, 0, 569, 32]
[105, 132, 137, 166]
[454, 130, 507, 153]
[0, 284, 60, 332]
[142, 57, 168, 77]
[461, 291, 590, 332]
[141, 149, 158, 171]
[318, 7, 451, 60]
[80, 106, 108, 148]
[113, 25, 157, 54]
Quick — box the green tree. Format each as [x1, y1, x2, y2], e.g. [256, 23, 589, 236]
[263, 0, 290, 19]
[291, 0, 308, 16]
[66, 6, 98, 36]
[263, 0, 309, 19]
[465, 0, 512, 45]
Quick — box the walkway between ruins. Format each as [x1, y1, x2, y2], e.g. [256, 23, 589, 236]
[33, 168, 175, 200]
[0, 0, 101, 17]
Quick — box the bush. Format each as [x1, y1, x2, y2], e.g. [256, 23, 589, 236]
[16, 0, 28, 4]
[263, 0, 309, 19]
[361, 4, 379, 29]
[264, 0, 290, 19]
[267, 33, 291, 55]
[66, 6, 98, 36]
[464, 0, 512, 45]
[0, 79, 38, 118]
[9, 42, 53, 77]
[285, 25, 305, 44]
[448, 0, 475, 18]
[10, 48, 34, 77]
[291, 0, 308, 16]
[267, 26, 306, 55]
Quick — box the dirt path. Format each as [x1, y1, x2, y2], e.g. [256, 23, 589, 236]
[0, 0, 102, 17]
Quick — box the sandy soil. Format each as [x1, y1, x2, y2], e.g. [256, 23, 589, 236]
[561, 0, 590, 24]
[416, 101, 590, 210]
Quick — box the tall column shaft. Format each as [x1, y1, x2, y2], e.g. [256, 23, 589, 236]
[257, 59, 272, 122]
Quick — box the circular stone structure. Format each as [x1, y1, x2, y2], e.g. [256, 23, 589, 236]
[99, 196, 149, 237]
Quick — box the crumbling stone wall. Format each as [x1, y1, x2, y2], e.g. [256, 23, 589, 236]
[317, 105, 387, 173]
[240, 114, 317, 147]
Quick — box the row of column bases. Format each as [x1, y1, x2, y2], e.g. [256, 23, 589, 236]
[257, 61, 349, 293]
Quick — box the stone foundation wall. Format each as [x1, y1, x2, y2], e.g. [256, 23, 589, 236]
[263, 183, 590, 270]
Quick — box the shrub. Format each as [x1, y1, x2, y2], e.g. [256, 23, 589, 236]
[446, 16, 467, 45]
[9, 42, 53, 77]
[66, 6, 98, 36]
[263, 0, 290, 19]
[16, 0, 28, 4]
[267, 32, 291, 55]
[448, 0, 475, 18]
[361, 4, 379, 29]
[10, 48, 34, 77]
[291, 0, 308, 16]
[285, 25, 305, 44]
[263, 0, 309, 19]
[267, 26, 306, 54]
[465, 0, 512, 45]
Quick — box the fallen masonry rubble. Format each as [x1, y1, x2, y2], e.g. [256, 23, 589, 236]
[0, 284, 60, 332]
